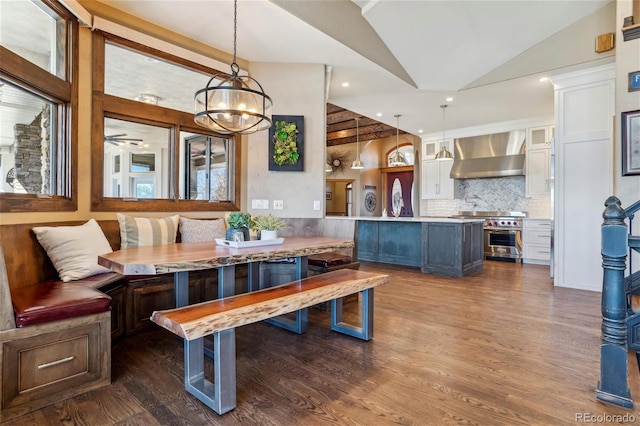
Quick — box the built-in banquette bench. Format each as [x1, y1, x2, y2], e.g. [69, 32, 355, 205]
[0, 219, 247, 422]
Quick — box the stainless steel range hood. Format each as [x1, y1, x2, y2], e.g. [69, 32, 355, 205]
[450, 130, 526, 179]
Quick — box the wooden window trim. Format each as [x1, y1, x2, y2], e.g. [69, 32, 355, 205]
[91, 31, 241, 212]
[0, 2, 78, 213]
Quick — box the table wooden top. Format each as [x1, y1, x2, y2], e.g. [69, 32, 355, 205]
[98, 236, 354, 275]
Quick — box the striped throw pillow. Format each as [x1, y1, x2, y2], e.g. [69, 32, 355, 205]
[117, 213, 180, 249]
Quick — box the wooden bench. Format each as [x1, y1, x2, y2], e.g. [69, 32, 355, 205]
[150, 269, 389, 415]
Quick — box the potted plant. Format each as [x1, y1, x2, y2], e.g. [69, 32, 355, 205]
[252, 214, 284, 240]
[225, 212, 252, 241]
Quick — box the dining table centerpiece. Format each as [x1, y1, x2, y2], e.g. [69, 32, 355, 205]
[225, 212, 252, 242]
[252, 214, 284, 240]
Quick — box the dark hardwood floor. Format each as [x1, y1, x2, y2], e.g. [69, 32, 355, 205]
[5, 261, 640, 425]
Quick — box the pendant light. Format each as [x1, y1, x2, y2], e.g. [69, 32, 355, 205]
[389, 114, 407, 166]
[435, 104, 454, 160]
[194, 0, 273, 135]
[351, 117, 364, 170]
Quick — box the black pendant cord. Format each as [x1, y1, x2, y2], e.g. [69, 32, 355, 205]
[230, 0, 239, 75]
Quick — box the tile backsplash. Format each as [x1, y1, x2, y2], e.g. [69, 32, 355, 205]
[456, 177, 528, 211]
[423, 176, 552, 218]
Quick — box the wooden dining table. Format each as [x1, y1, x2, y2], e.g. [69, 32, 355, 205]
[98, 236, 355, 333]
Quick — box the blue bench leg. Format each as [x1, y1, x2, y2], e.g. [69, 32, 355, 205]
[331, 288, 374, 341]
[184, 329, 236, 415]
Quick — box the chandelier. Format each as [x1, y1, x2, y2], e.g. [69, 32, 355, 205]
[194, 0, 273, 135]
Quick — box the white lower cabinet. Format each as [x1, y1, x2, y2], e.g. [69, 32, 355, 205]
[421, 159, 454, 199]
[523, 219, 551, 265]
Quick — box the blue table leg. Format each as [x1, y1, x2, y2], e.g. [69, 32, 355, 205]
[174, 271, 189, 307]
[247, 262, 260, 293]
[218, 265, 236, 298]
[264, 256, 309, 334]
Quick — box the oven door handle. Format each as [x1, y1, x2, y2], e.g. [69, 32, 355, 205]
[485, 228, 520, 232]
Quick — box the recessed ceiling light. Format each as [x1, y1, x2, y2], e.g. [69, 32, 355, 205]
[539, 77, 549, 82]
[418, 129, 423, 133]
[342, 82, 349, 87]
[376, 112, 382, 117]
[446, 97, 453, 102]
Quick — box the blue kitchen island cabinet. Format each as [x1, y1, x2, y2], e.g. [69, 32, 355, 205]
[356, 218, 483, 277]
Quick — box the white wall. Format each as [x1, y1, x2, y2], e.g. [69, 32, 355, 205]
[245, 62, 327, 218]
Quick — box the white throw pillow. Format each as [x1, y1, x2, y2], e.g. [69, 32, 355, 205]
[117, 213, 179, 249]
[179, 217, 226, 243]
[32, 219, 113, 282]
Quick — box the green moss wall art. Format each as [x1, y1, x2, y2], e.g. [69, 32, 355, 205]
[268, 115, 304, 171]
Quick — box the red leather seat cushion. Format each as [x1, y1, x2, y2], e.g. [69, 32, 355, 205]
[308, 252, 352, 268]
[12, 281, 111, 327]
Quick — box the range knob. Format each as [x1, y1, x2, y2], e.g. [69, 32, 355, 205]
[500, 221, 505, 225]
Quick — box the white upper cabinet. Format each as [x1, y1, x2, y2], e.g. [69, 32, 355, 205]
[526, 124, 553, 197]
[422, 139, 453, 160]
[421, 158, 454, 199]
[527, 125, 554, 151]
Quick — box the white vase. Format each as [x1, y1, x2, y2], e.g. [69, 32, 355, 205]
[260, 230, 278, 240]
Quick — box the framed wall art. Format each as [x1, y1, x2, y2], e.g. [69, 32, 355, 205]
[268, 115, 304, 172]
[622, 110, 640, 176]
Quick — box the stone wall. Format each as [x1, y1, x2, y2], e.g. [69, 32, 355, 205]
[13, 105, 49, 194]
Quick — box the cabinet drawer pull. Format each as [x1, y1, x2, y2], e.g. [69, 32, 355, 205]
[38, 356, 75, 370]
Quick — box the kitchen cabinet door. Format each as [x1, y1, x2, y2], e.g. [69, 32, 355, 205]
[421, 159, 453, 199]
[422, 138, 453, 160]
[525, 147, 550, 197]
[527, 125, 554, 151]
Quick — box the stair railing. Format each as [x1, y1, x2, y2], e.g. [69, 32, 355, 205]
[597, 196, 640, 409]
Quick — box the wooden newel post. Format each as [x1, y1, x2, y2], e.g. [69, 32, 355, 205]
[596, 196, 633, 408]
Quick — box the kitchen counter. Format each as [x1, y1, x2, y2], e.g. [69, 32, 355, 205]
[355, 217, 484, 277]
[350, 216, 483, 223]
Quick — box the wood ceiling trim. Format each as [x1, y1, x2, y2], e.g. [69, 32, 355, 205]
[326, 103, 406, 146]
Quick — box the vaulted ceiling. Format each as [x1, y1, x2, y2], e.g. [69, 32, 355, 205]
[88, 0, 614, 145]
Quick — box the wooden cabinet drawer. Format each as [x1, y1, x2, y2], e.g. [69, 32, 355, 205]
[1, 313, 110, 420]
[18, 335, 89, 391]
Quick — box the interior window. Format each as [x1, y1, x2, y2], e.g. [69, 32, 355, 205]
[182, 133, 232, 201]
[387, 145, 415, 166]
[0, 80, 58, 195]
[103, 117, 169, 199]
[0, 0, 76, 212]
[0, 0, 67, 79]
[92, 32, 240, 212]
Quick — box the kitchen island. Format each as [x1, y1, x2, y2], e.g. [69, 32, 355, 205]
[352, 216, 484, 277]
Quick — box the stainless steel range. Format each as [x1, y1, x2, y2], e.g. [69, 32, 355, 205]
[455, 211, 527, 262]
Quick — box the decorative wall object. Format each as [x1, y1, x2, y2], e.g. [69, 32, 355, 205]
[269, 115, 304, 171]
[622, 109, 640, 175]
[325, 150, 352, 174]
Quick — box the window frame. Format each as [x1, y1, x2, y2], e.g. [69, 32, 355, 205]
[91, 32, 241, 212]
[0, 0, 78, 212]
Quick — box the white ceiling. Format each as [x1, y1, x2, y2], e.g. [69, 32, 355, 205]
[1, 0, 615, 147]
[95, 0, 613, 137]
